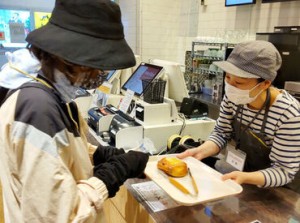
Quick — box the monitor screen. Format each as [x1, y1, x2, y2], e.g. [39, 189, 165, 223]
[151, 59, 189, 103]
[225, 0, 256, 6]
[106, 70, 117, 81]
[105, 70, 122, 94]
[0, 9, 31, 44]
[120, 55, 142, 87]
[121, 62, 163, 96]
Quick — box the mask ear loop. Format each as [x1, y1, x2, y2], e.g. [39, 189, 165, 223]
[9, 62, 80, 132]
[9, 62, 52, 89]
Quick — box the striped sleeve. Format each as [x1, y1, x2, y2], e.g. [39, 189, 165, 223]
[208, 95, 235, 150]
[260, 110, 300, 187]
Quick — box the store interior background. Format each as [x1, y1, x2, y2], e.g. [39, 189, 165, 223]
[1, 0, 300, 66]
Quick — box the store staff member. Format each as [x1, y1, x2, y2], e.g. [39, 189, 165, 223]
[178, 40, 300, 192]
[0, 0, 148, 222]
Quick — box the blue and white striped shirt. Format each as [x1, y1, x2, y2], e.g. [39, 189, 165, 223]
[209, 90, 300, 188]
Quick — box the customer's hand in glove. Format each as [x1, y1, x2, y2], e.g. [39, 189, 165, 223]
[93, 145, 125, 165]
[93, 150, 149, 197]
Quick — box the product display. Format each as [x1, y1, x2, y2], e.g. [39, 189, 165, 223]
[157, 157, 188, 177]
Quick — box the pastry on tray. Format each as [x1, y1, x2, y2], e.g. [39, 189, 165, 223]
[157, 157, 188, 177]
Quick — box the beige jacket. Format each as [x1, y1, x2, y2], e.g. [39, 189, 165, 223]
[0, 84, 108, 223]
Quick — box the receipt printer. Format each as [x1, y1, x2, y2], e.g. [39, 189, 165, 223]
[135, 100, 172, 125]
[180, 97, 208, 118]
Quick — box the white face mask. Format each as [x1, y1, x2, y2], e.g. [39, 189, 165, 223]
[225, 81, 263, 105]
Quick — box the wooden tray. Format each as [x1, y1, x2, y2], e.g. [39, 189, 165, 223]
[145, 155, 243, 206]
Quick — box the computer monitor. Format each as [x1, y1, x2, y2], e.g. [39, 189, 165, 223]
[150, 59, 189, 103]
[225, 0, 256, 6]
[120, 55, 142, 88]
[121, 62, 164, 96]
[105, 70, 122, 94]
[105, 70, 119, 82]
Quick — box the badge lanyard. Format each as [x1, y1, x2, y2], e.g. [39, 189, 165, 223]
[236, 88, 271, 149]
[226, 89, 271, 171]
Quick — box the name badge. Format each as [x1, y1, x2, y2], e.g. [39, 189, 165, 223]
[225, 148, 246, 171]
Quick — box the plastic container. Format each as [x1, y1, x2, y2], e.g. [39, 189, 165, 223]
[142, 79, 166, 104]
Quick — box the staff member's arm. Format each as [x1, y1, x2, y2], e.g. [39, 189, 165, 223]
[222, 171, 265, 186]
[224, 115, 300, 188]
[177, 140, 220, 160]
[177, 96, 235, 161]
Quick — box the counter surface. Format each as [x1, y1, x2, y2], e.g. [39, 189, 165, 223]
[87, 128, 300, 222]
[125, 178, 300, 223]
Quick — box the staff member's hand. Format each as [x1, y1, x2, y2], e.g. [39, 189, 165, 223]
[177, 141, 220, 160]
[222, 171, 265, 186]
[222, 171, 247, 184]
[176, 146, 204, 160]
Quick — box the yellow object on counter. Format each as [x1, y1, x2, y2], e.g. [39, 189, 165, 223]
[168, 177, 190, 195]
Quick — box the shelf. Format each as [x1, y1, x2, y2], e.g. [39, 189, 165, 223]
[192, 41, 235, 48]
[193, 54, 224, 60]
[187, 41, 235, 116]
[192, 42, 225, 47]
[192, 68, 223, 75]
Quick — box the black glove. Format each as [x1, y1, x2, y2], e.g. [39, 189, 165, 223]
[93, 145, 125, 165]
[93, 150, 149, 197]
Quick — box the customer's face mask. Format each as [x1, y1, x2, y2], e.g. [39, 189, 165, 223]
[71, 69, 108, 90]
[225, 81, 263, 105]
[57, 57, 108, 90]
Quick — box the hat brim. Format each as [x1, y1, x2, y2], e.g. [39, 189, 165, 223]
[213, 61, 260, 79]
[26, 22, 136, 70]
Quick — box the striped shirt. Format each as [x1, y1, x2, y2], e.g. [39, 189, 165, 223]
[209, 90, 300, 188]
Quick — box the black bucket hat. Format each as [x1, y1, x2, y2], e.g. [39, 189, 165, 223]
[26, 0, 136, 70]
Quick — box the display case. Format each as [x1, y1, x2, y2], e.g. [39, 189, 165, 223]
[186, 41, 234, 112]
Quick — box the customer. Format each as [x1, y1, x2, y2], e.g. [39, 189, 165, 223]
[0, 0, 149, 222]
[178, 40, 300, 192]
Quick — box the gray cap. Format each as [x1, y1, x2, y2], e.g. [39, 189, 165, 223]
[213, 40, 282, 81]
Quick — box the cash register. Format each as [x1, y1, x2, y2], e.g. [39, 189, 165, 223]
[88, 105, 143, 149]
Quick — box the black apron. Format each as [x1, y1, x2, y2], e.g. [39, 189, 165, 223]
[233, 89, 271, 171]
[233, 89, 300, 193]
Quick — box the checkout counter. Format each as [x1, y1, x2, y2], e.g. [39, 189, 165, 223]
[103, 178, 300, 223]
[85, 130, 300, 223]
[82, 94, 300, 223]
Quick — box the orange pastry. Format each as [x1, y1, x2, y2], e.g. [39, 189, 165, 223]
[157, 157, 188, 177]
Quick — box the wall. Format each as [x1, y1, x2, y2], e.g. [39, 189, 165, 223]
[197, 0, 300, 39]
[119, 0, 138, 56]
[2, 0, 300, 65]
[120, 0, 300, 65]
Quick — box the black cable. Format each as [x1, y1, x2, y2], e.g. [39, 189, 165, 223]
[178, 112, 186, 135]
